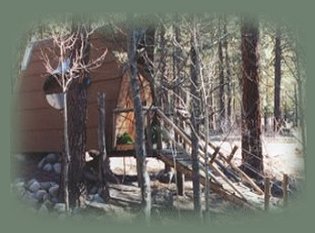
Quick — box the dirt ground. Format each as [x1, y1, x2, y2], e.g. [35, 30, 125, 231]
[109, 134, 305, 181]
[10, 134, 305, 223]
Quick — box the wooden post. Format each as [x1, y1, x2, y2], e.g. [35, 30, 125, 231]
[98, 92, 110, 201]
[112, 111, 117, 149]
[282, 174, 288, 207]
[264, 177, 271, 211]
[146, 111, 153, 157]
[210, 147, 220, 164]
[176, 172, 185, 196]
[227, 146, 238, 163]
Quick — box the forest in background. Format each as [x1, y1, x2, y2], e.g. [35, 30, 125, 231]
[14, 13, 306, 139]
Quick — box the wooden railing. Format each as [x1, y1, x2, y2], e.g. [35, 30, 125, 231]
[155, 107, 264, 196]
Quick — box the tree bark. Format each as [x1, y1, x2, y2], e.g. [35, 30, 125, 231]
[66, 24, 90, 208]
[62, 90, 70, 212]
[172, 18, 185, 195]
[240, 16, 264, 179]
[218, 22, 225, 133]
[67, 76, 88, 208]
[223, 16, 232, 130]
[127, 19, 151, 223]
[159, 24, 172, 172]
[190, 17, 201, 214]
[274, 26, 282, 132]
[97, 92, 110, 202]
[294, 84, 298, 127]
[295, 51, 306, 155]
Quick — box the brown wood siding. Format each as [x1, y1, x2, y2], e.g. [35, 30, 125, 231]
[17, 129, 63, 153]
[18, 74, 122, 111]
[17, 108, 63, 131]
[14, 32, 151, 154]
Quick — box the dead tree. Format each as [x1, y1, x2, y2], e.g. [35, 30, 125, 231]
[127, 17, 151, 223]
[190, 17, 202, 215]
[42, 22, 107, 211]
[97, 93, 110, 202]
[172, 16, 185, 195]
[240, 16, 264, 179]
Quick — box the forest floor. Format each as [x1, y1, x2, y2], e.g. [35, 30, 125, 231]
[10, 133, 305, 224]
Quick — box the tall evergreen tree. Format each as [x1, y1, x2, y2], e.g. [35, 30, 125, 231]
[240, 16, 264, 179]
[274, 26, 282, 132]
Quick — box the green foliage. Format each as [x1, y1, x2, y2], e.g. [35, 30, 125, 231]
[116, 132, 133, 145]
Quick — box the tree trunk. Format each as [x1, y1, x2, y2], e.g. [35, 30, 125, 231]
[295, 51, 306, 155]
[67, 76, 88, 208]
[223, 17, 232, 130]
[159, 24, 168, 113]
[200, 51, 210, 218]
[209, 88, 217, 131]
[62, 90, 70, 212]
[218, 25, 225, 133]
[127, 19, 151, 223]
[294, 84, 298, 127]
[240, 16, 263, 179]
[297, 78, 306, 153]
[274, 26, 282, 132]
[66, 25, 90, 209]
[172, 18, 185, 195]
[159, 24, 172, 172]
[97, 92, 110, 202]
[190, 18, 201, 215]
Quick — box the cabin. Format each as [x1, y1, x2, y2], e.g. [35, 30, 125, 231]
[13, 30, 152, 155]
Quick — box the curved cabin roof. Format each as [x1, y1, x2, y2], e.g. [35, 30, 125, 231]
[14, 30, 152, 153]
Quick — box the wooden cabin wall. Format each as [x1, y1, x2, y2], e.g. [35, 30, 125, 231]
[15, 35, 123, 153]
[114, 73, 152, 146]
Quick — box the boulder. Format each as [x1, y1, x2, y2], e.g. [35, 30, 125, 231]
[27, 178, 37, 187]
[49, 181, 58, 187]
[29, 180, 41, 193]
[46, 153, 58, 163]
[42, 199, 54, 209]
[35, 189, 48, 201]
[37, 157, 46, 169]
[53, 163, 61, 174]
[51, 197, 59, 204]
[53, 203, 66, 213]
[40, 181, 53, 190]
[49, 185, 59, 197]
[43, 163, 53, 172]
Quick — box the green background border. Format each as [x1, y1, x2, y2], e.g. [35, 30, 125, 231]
[1, 0, 314, 232]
